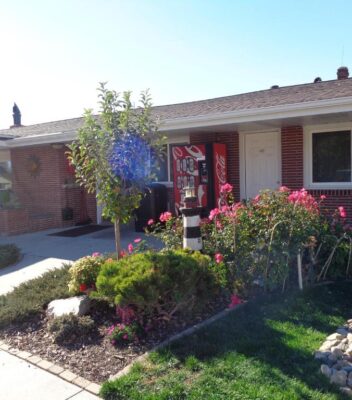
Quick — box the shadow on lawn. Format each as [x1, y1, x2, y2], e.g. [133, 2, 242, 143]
[161, 281, 352, 398]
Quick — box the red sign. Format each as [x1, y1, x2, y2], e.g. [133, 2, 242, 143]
[213, 143, 227, 207]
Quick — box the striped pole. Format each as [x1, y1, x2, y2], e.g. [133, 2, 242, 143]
[181, 206, 203, 251]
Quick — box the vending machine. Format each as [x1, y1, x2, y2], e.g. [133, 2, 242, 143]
[172, 143, 227, 214]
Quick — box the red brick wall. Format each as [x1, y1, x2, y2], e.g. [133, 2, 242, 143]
[190, 131, 240, 201]
[7, 145, 96, 234]
[0, 209, 29, 235]
[281, 126, 304, 189]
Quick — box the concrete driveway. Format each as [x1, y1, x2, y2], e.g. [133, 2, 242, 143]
[0, 223, 160, 295]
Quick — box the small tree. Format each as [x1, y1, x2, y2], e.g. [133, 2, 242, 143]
[67, 83, 165, 256]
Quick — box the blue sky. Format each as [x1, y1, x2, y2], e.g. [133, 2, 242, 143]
[0, 0, 351, 129]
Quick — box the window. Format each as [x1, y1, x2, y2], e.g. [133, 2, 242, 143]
[151, 142, 189, 183]
[312, 131, 351, 183]
[0, 151, 12, 190]
[152, 145, 168, 182]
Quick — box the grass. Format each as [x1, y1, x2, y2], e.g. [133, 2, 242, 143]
[101, 282, 352, 400]
[0, 244, 20, 269]
[0, 264, 71, 329]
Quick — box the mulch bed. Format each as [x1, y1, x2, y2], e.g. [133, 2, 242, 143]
[0, 298, 228, 384]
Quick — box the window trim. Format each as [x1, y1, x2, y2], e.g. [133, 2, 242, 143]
[304, 123, 352, 189]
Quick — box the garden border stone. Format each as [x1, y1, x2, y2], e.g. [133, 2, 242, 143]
[0, 339, 101, 396]
[110, 301, 246, 380]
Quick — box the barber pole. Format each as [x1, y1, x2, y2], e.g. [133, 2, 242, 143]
[180, 187, 202, 251]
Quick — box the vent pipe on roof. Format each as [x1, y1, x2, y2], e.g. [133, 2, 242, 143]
[337, 66, 349, 80]
[314, 77, 322, 83]
[10, 103, 22, 128]
[271, 85, 279, 89]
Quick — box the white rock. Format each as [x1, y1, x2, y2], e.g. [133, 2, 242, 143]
[348, 333, 352, 342]
[330, 369, 347, 386]
[321, 364, 332, 378]
[340, 387, 352, 396]
[327, 333, 344, 341]
[320, 340, 340, 351]
[47, 296, 91, 318]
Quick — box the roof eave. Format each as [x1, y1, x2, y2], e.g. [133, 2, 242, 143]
[160, 96, 352, 131]
[3, 96, 352, 147]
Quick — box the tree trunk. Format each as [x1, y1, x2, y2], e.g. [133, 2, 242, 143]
[114, 219, 122, 258]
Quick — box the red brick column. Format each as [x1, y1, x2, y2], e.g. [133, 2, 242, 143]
[190, 131, 240, 201]
[281, 126, 304, 190]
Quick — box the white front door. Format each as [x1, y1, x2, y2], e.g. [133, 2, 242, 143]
[244, 131, 280, 198]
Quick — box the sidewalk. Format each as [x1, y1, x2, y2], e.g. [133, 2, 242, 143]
[0, 350, 99, 400]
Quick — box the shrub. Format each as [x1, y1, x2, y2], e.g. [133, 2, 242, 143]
[0, 244, 20, 269]
[0, 265, 70, 329]
[68, 254, 105, 294]
[48, 314, 95, 344]
[96, 250, 220, 321]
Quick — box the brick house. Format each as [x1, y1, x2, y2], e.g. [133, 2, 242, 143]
[1, 66, 352, 235]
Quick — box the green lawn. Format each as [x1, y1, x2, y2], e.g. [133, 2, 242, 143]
[101, 282, 352, 400]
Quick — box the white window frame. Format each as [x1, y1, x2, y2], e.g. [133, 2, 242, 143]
[152, 133, 190, 187]
[304, 122, 352, 189]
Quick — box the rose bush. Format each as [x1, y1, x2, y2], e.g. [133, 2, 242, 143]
[147, 185, 352, 292]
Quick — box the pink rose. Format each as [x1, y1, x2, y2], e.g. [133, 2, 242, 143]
[215, 253, 224, 264]
[279, 186, 290, 192]
[338, 206, 347, 218]
[128, 243, 134, 253]
[159, 212, 172, 222]
[209, 208, 220, 221]
[123, 334, 129, 340]
[228, 294, 243, 309]
[92, 252, 101, 257]
[147, 218, 154, 226]
[134, 238, 142, 243]
[220, 183, 233, 194]
[320, 195, 326, 200]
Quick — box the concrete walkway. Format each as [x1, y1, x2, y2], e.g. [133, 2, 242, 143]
[0, 224, 160, 295]
[0, 350, 99, 400]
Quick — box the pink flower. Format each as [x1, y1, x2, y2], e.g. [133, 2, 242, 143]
[320, 195, 326, 200]
[119, 250, 126, 258]
[209, 208, 220, 221]
[92, 252, 101, 257]
[147, 218, 154, 226]
[215, 253, 224, 264]
[279, 186, 290, 192]
[134, 238, 142, 243]
[128, 243, 134, 253]
[123, 334, 129, 340]
[220, 183, 233, 194]
[159, 212, 172, 222]
[228, 294, 243, 309]
[338, 206, 347, 218]
[253, 194, 261, 203]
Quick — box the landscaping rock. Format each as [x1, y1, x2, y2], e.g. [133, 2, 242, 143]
[336, 328, 349, 337]
[321, 364, 332, 378]
[340, 387, 352, 396]
[47, 296, 91, 318]
[317, 320, 352, 392]
[327, 333, 344, 341]
[330, 369, 347, 386]
[315, 351, 330, 361]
